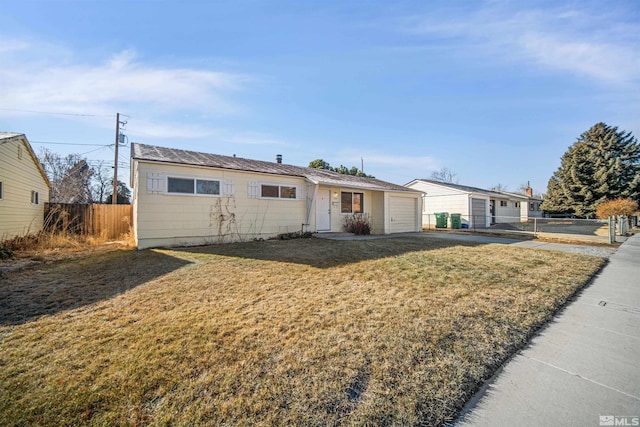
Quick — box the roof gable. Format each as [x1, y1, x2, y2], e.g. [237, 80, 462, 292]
[408, 179, 498, 197]
[131, 143, 418, 193]
[408, 179, 530, 200]
[0, 132, 52, 188]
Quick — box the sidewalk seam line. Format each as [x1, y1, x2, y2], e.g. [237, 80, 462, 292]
[522, 355, 640, 402]
[563, 320, 640, 340]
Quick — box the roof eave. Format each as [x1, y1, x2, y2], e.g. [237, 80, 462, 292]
[132, 157, 309, 180]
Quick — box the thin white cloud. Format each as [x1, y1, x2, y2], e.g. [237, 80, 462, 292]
[405, 3, 640, 85]
[0, 39, 248, 128]
[0, 38, 31, 54]
[123, 119, 219, 140]
[225, 132, 289, 146]
[339, 149, 440, 174]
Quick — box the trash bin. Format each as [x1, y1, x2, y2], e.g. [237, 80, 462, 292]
[435, 212, 448, 229]
[450, 213, 462, 229]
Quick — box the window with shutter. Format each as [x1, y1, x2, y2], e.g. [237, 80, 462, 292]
[147, 173, 164, 193]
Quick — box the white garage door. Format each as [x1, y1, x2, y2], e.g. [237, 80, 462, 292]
[390, 197, 417, 233]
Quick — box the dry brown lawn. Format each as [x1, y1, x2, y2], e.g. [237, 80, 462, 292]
[0, 237, 604, 426]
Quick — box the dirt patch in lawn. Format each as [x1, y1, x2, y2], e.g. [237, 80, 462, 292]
[0, 238, 605, 426]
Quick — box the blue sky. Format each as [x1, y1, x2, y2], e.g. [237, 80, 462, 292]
[1, 0, 638, 194]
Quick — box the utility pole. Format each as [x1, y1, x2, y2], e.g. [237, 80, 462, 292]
[113, 113, 126, 204]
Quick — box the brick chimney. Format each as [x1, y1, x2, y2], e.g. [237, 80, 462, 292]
[276, 154, 282, 164]
[526, 186, 533, 198]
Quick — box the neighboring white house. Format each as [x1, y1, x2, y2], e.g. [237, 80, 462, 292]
[495, 190, 544, 220]
[0, 133, 51, 241]
[405, 179, 543, 229]
[131, 143, 423, 249]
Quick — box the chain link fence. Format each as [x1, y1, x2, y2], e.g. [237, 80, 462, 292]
[423, 214, 634, 243]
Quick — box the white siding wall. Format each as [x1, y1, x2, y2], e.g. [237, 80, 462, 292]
[134, 162, 308, 248]
[494, 199, 521, 222]
[406, 181, 470, 228]
[0, 138, 50, 240]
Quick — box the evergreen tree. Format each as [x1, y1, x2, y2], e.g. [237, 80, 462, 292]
[105, 181, 132, 204]
[542, 122, 640, 217]
[307, 159, 375, 178]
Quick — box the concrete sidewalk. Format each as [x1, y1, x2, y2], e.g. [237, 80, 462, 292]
[454, 233, 640, 427]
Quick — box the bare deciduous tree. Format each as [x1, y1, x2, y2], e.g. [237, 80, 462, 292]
[91, 161, 113, 203]
[39, 148, 94, 203]
[430, 167, 458, 183]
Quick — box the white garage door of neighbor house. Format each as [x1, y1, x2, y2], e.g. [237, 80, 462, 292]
[390, 197, 417, 233]
[471, 198, 487, 228]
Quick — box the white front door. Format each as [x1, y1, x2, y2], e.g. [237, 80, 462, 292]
[316, 189, 331, 231]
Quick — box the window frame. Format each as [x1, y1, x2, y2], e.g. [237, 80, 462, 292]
[499, 200, 508, 207]
[31, 190, 39, 205]
[166, 176, 222, 197]
[0, 181, 3, 200]
[340, 191, 364, 214]
[259, 183, 299, 200]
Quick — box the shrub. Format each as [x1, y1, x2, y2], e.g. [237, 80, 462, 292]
[275, 231, 314, 240]
[343, 213, 372, 235]
[595, 198, 639, 219]
[0, 245, 13, 260]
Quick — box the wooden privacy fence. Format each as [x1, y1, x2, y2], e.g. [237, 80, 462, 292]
[44, 203, 132, 239]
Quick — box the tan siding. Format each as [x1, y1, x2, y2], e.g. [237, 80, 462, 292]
[134, 162, 308, 248]
[323, 187, 375, 233]
[0, 138, 50, 240]
[370, 191, 385, 233]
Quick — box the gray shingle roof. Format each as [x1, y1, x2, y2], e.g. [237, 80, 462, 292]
[0, 132, 24, 142]
[132, 143, 417, 193]
[411, 179, 529, 200]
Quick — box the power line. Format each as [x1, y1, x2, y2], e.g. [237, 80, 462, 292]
[31, 140, 112, 147]
[78, 146, 112, 156]
[0, 108, 113, 117]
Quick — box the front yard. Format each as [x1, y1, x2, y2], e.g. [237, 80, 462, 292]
[0, 237, 604, 426]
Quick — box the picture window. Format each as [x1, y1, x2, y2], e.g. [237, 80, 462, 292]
[260, 184, 297, 199]
[341, 192, 364, 213]
[167, 177, 220, 196]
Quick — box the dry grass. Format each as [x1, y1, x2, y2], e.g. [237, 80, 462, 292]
[1, 229, 135, 264]
[0, 237, 604, 426]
